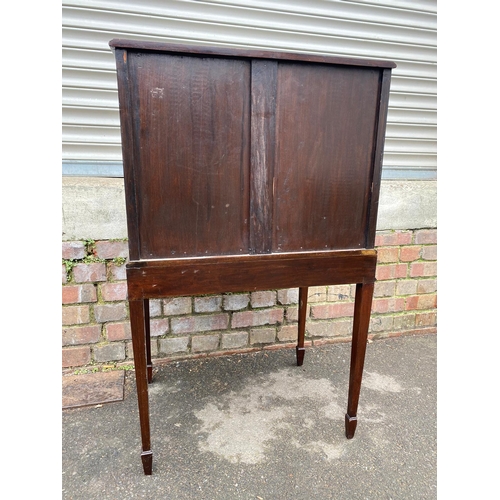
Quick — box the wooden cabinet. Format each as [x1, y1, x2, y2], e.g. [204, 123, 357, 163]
[110, 38, 395, 475]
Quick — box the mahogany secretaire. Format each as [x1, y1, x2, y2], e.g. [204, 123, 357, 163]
[109, 38, 395, 475]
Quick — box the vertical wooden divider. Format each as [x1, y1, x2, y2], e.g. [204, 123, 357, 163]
[250, 60, 277, 254]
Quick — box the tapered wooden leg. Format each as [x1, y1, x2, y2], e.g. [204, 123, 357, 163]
[143, 298, 153, 383]
[296, 286, 308, 366]
[129, 299, 153, 475]
[345, 282, 374, 439]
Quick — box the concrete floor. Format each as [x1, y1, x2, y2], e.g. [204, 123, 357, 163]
[62, 334, 437, 499]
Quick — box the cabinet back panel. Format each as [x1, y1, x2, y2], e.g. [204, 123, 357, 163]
[129, 53, 251, 259]
[273, 62, 380, 251]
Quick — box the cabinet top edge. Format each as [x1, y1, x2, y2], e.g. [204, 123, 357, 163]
[109, 39, 397, 69]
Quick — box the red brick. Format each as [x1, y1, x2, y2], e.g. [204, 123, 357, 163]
[62, 346, 91, 368]
[62, 305, 90, 325]
[419, 294, 437, 309]
[313, 338, 349, 346]
[394, 313, 416, 331]
[405, 296, 418, 310]
[94, 303, 127, 323]
[72, 262, 107, 283]
[106, 322, 131, 341]
[306, 286, 328, 302]
[285, 304, 309, 322]
[307, 319, 353, 337]
[263, 342, 303, 351]
[410, 262, 437, 278]
[94, 240, 129, 260]
[250, 327, 276, 344]
[310, 302, 355, 319]
[400, 246, 421, 262]
[417, 279, 437, 294]
[108, 262, 127, 281]
[277, 324, 299, 341]
[375, 231, 412, 247]
[422, 245, 437, 261]
[374, 281, 396, 297]
[377, 247, 399, 263]
[376, 264, 408, 281]
[396, 280, 418, 296]
[327, 284, 353, 301]
[221, 331, 248, 349]
[62, 325, 101, 346]
[371, 298, 405, 314]
[171, 313, 229, 334]
[415, 229, 437, 244]
[164, 297, 192, 315]
[223, 293, 250, 311]
[150, 318, 169, 337]
[159, 336, 190, 354]
[148, 299, 162, 317]
[192, 334, 220, 352]
[62, 286, 80, 305]
[415, 311, 437, 327]
[194, 295, 223, 313]
[370, 314, 394, 332]
[62, 284, 97, 304]
[231, 308, 283, 328]
[126, 340, 158, 360]
[250, 291, 276, 308]
[94, 343, 126, 362]
[62, 241, 85, 260]
[101, 282, 128, 301]
[277, 288, 299, 305]
[406, 294, 437, 310]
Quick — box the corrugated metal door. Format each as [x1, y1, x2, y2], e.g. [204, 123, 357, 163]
[62, 0, 437, 179]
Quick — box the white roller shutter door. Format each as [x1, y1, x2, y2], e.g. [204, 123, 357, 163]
[62, 0, 437, 179]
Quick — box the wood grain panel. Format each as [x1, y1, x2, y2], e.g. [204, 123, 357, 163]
[128, 53, 251, 259]
[273, 62, 380, 252]
[126, 249, 377, 299]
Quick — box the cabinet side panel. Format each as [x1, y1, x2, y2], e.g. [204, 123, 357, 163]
[366, 68, 392, 248]
[128, 53, 251, 259]
[114, 48, 140, 260]
[273, 62, 380, 252]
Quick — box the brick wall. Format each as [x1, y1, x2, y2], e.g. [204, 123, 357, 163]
[62, 230, 437, 372]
